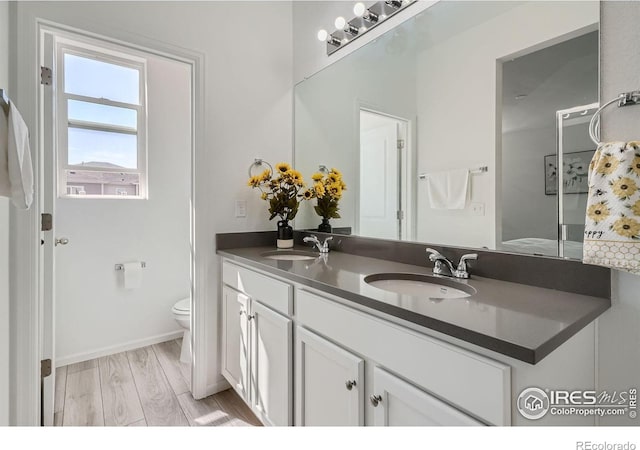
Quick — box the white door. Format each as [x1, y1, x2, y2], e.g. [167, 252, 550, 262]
[40, 30, 57, 426]
[295, 327, 364, 426]
[221, 286, 250, 400]
[359, 116, 398, 240]
[359, 110, 411, 240]
[371, 367, 483, 426]
[250, 300, 292, 426]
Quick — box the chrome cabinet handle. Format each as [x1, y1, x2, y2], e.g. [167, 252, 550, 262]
[55, 237, 69, 246]
[247, 314, 255, 321]
[370, 394, 382, 407]
[239, 310, 245, 316]
[345, 380, 357, 391]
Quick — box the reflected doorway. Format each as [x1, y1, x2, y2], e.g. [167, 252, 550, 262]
[358, 109, 410, 240]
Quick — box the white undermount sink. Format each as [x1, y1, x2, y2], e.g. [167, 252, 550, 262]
[260, 250, 318, 261]
[364, 273, 476, 299]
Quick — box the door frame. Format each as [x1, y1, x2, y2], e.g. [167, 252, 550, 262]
[11, 17, 206, 425]
[356, 105, 414, 241]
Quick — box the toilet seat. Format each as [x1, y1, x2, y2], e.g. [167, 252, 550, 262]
[172, 298, 190, 315]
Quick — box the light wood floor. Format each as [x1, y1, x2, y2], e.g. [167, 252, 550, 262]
[54, 338, 261, 427]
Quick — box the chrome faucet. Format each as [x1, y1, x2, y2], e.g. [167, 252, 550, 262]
[426, 248, 478, 279]
[303, 235, 333, 254]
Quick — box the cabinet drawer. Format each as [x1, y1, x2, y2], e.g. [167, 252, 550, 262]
[223, 261, 293, 316]
[296, 289, 511, 426]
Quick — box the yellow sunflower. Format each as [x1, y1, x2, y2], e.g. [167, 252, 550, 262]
[629, 156, 640, 177]
[628, 141, 640, 151]
[612, 216, 640, 238]
[247, 175, 261, 187]
[631, 200, 640, 216]
[313, 182, 325, 197]
[330, 168, 342, 178]
[302, 189, 314, 200]
[328, 173, 339, 183]
[612, 177, 638, 199]
[328, 182, 343, 198]
[290, 170, 304, 186]
[261, 192, 268, 200]
[311, 172, 324, 182]
[275, 162, 291, 174]
[596, 154, 620, 176]
[260, 169, 272, 182]
[587, 202, 610, 223]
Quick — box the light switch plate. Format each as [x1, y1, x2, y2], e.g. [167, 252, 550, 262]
[471, 202, 485, 216]
[235, 200, 247, 218]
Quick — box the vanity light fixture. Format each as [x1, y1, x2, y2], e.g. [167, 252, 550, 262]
[319, 0, 417, 56]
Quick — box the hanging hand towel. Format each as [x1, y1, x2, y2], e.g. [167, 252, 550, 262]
[0, 101, 33, 209]
[583, 141, 640, 274]
[426, 169, 469, 209]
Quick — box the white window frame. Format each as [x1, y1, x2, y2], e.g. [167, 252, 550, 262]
[55, 38, 148, 199]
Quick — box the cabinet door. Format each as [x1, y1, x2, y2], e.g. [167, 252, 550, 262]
[250, 300, 292, 426]
[221, 286, 250, 400]
[295, 327, 364, 426]
[371, 367, 483, 426]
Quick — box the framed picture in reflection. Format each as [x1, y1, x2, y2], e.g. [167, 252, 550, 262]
[544, 150, 595, 195]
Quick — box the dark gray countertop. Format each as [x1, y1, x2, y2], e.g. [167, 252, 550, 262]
[218, 246, 611, 364]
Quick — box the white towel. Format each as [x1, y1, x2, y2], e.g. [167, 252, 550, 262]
[0, 102, 33, 209]
[123, 262, 143, 289]
[426, 169, 469, 209]
[583, 141, 640, 274]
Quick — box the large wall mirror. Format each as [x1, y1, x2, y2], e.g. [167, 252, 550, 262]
[294, 0, 599, 260]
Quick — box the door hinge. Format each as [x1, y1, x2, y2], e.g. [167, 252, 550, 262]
[41, 359, 52, 378]
[41, 213, 52, 231]
[40, 66, 52, 86]
[397, 139, 405, 150]
[397, 210, 404, 220]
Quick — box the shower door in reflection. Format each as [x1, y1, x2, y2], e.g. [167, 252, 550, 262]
[556, 103, 599, 259]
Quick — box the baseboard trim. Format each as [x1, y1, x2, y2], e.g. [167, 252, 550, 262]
[202, 378, 231, 399]
[56, 330, 185, 367]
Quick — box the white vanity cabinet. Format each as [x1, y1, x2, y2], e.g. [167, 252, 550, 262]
[295, 327, 365, 426]
[295, 289, 511, 426]
[221, 261, 293, 426]
[221, 286, 250, 400]
[371, 367, 483, 426]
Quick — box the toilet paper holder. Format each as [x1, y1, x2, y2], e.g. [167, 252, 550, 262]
[115, 262, 146, 271]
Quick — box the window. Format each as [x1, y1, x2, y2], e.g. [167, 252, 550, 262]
[56, 39, 147, 198]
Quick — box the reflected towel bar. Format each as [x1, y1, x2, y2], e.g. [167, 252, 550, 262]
[115, 262, 146, 271]
[419, 166, 488, 180]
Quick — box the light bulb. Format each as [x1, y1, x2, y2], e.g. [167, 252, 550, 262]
[353, 2, 366, 17]
[317, 29, 328, 41]
[335, 16, 346, 30]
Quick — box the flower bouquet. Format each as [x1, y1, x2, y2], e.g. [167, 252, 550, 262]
[248, 162, 310, 248]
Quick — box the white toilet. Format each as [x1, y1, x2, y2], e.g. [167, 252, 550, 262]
[172, 298, 191, 363]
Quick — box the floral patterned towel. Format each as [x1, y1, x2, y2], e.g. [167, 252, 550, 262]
[583, 141, 640, 274]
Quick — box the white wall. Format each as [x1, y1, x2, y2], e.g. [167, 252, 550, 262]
[414, 1, 598, 249]
[0, 0, 10, 427]
[13, 1, 293, 397]
[55, 51, 191, 364]
[598, 1, 640, 426]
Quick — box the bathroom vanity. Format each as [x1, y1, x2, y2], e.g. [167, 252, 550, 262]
[217, 236, 610, 427]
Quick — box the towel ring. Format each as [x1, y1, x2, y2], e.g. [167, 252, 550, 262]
[589, 91, 640, 146]
[248, 158, 273, 178]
